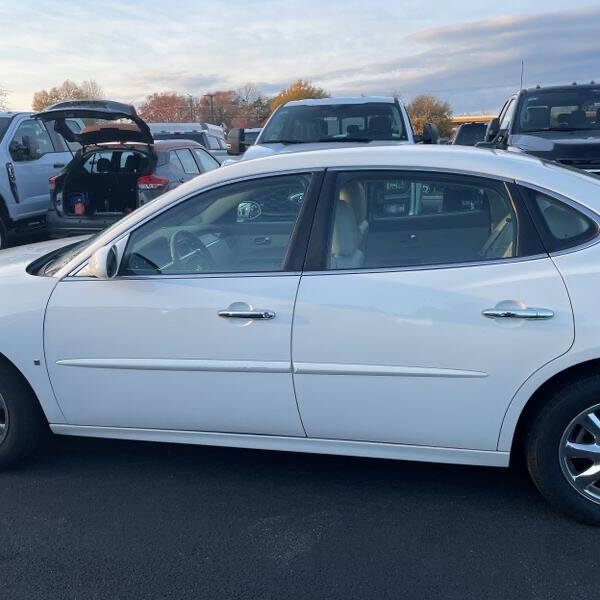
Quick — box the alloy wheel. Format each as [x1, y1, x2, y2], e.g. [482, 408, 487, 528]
[559, 403, 600, 504]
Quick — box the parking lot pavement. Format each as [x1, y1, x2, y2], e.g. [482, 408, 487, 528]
[1, 435, 598, 600]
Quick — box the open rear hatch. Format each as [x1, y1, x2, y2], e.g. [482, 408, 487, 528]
[34, 99, 153, 147]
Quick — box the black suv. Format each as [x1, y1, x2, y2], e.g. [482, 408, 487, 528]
[480, 83, 600, 175]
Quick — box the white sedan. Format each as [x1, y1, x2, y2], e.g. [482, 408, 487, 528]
[1, 145, 600, 524]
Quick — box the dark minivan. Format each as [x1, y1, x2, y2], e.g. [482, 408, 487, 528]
[35, 100, 220, 236]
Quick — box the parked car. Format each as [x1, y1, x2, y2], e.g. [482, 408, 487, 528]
[480, 82, 600, 174]
[149, 123, 229, 163]
[452, 122, 488, 146]
[3, 145, 600, 523]
[35, 101, 220, 237]
[226, 97, 438, 160]
[0, 112, 79, 248]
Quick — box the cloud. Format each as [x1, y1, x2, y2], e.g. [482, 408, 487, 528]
[0, 2, 598, 113]
[309, 5, 600, 112]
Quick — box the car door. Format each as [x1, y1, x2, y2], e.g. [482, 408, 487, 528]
[8, 118, 72, 218]
[292, 169, 574, 451]
[44, 171, 321, 434]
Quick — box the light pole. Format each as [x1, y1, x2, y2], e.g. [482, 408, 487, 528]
[204, 93, 216, 123]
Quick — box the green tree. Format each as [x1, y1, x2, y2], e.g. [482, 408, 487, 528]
[406, 94, 453, 137]
[270, 79, 329, 112]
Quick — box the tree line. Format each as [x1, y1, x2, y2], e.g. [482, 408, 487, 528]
[22, 78, 454, 136]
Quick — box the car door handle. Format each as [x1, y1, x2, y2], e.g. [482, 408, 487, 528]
[218, 310, 276, 320]
[482, 308, 554, 319]
[53, 163, 66, 168]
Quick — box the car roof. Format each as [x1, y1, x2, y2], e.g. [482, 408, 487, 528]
[152, 139, 204, 151]
[283, 96, 396, 107]
[523, 83, 600, 94]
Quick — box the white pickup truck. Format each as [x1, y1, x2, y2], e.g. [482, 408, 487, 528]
[226, 96, 438, 161]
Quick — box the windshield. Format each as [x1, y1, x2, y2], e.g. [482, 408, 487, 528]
[260, 102, 407, 143]
[0, 116, 13, 142]
[517, 88, 600, 132]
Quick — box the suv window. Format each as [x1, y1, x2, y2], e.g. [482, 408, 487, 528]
[206, 135, 221, 150]
[520, 186, 598, 252]
[326, 171, 543, 270]
[120, 173, 311, 276]
[9, 119, 55, 161]
[168, 151, 184, 172]
[175, 149, 200, 174]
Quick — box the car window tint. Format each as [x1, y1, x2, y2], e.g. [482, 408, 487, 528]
[520, 186, 598, 252]
[175, 149, 200, 174]
[193, 148, 220, 172]
[499, 99, 516, 131]
[120, 173, 311, 276]
[9, 119, 55, 161]
[168, 151, 184, 172]
[326, 171, 543, 270]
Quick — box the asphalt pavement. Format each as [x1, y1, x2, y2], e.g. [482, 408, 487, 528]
[1, 434, 598, 600]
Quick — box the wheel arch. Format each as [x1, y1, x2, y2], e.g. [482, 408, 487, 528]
[506, 358, 600, 464]
[0, 351, 49, 423]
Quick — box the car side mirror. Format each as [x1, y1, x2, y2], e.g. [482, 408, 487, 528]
[227, 128, 246, 155]
[485, 118, 500, 142]
[88, 245, 119, 279]
[419, 122, 439, 145]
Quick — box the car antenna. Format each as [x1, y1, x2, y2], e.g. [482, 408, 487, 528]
[520, 60, 524, 89]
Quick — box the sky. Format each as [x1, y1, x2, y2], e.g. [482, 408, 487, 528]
[0, 1, 599, 115]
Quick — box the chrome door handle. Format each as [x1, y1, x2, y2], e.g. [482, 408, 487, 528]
[218, 309, 275, 319]
[482, 308, 554, 319]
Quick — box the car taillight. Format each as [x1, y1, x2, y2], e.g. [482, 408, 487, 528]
[49, 175, 58, 191]
[137, 174, 168, 190]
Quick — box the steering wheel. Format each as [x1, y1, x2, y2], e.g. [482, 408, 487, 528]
[169, 229, 215, 272]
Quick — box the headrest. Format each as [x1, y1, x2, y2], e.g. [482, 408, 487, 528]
[96, 158, 111, 172]
[331, 201, 359, 257]
[525, 106, 550, 129]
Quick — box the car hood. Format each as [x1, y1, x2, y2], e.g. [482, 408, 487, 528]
[240, 140, 411, 161]
[0, 237, 87, 277]
[34, 100, 153, 146]
[509, 131, 600, 160]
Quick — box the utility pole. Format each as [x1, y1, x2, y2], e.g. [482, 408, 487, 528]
[204, 93, 216, 123]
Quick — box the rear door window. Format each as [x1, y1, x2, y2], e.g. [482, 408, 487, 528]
[323, 171, 544, 270]
[175, 149, 200, 174]
[193, 148, 220, 172]
[168, 151, 184, 172]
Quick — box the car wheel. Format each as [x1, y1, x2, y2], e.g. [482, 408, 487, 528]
[0, 363, 46, 470]
[0, 215, 7, 249]
[527, 374, 600, 525]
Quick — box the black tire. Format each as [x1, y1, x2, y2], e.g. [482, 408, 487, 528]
[0, 214, 7, 250]
[0, 363, 46, 470]
[527, 374, 600, 525]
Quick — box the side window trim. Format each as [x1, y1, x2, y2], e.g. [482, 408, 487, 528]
[303, 169, 545, 273]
